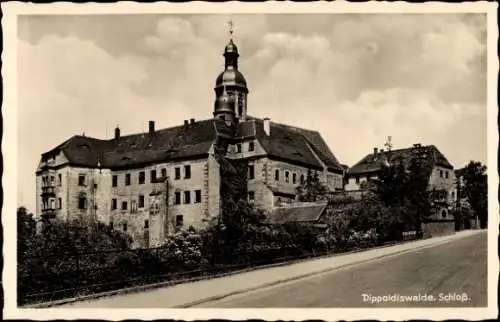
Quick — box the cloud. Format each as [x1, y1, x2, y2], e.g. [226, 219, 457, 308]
[17, 14, 487, 212]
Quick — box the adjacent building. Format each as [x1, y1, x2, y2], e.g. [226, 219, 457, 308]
[346, 144, 458, 220]
[36, 36, 345, 248]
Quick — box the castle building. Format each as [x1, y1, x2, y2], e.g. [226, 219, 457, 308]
[36, 33, 345, 248]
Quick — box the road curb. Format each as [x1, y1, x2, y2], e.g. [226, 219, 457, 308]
[174, 235, 463, 308]
[24, 230, 480, 308]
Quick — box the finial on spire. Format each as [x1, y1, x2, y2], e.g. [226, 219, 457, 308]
[228, 20, 234, 39]
[384, 136, 393, 151]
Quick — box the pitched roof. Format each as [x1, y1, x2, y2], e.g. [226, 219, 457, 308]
[348, 145, 454, 176]
[41, 116, 344, 171]
[245, 117, 344, 172]
[42, 119, 217, 169]
[269, 203, 328, 224]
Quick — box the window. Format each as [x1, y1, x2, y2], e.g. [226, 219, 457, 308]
[50, 199, 56, 209]
[50, 176, 55, 184]
[131, 200, 137, 213]
[111, 198, 117, 210]
[300, 174, 305, 183]
[184, 191, 191, 204]
[236, 144, 242, 153]
[78, 197, 87, 210]
[112, 175, 118, 187]
[58, 197, 62, 209]
[175, 167, 181, 180]
[292, 173, 297, 184]
[285, 171, 290, 183]
[439, 170, 443, 178]
[144, 220, 149, 229]
[248, 191, 255, 203]
[138, 195, 145, 208]
[195, 190, 202, 203]
[161, 168, 167, 178]
[121, 201, 128, 210]
[150, 170, 157, 182]
[78, 175, 86, 186]
[125, 173, 131, 186]
[175, 192, 181, 205]
[175, 215, 184, 227]
[442, 210, 447, 218]
[58, 174, 62, 186]
[355, 176, 360, 184]
[445, 171, 449, 179]
[451, 191, 455, 199]
[248, 165, 255, 180]
[123, 223, 128, 232]
[139, 171, 145, 184]
[275, 169, 280, 181]
[248, 141, 255, 152]
[184, 165, 191, 179]
[110, 221, 113, 229]
[94, 183, 98, 189]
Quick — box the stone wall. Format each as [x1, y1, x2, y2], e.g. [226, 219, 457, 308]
[422, 220, 455, 238]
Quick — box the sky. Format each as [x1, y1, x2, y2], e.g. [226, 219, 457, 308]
[17, 13, 488, 212]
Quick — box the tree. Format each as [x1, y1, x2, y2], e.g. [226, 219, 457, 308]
[371, 148, 433, 237]
[458, 161, 487, 228]
[406, 148, 433, 235]
[296, 169, 329, 202]
[374, 161, 408, 206]
[200, 198, 271, 264]
[17, 207, 37, 258]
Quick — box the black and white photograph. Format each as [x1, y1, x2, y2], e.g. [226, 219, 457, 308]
[2, 2, 498, 320]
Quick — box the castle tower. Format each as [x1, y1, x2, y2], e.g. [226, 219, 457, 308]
[213, 87, 236, 125]
[214, 21, 249, 122]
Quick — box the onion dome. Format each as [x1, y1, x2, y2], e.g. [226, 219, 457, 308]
[215, 38, 248, 89]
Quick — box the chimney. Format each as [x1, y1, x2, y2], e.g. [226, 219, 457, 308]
[373, 147, 378, 156]
[190, 118, 195, 124]
[114, 126, 120, 140]
[263, 117, 271, 136]
[183, 120, 189, 129]
[148, 120, 155, 133]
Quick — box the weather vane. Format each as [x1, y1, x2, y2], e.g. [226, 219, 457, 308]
[228, 20, 234, 38]
[384, 136, 393, 151]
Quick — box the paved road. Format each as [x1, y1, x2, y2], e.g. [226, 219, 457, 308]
[56, 230, 486, 308]
[195, 231, 487, 307]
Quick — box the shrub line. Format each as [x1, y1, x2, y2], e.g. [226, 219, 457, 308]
[23, 236, 424, 308]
